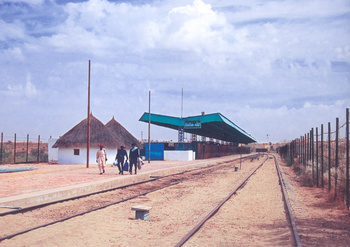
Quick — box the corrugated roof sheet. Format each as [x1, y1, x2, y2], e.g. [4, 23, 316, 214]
[139, 112, 256, 144]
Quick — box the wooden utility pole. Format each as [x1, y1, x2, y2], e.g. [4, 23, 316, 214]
[346, 108, 349, 210]
[335, 118, 339, 199]
[26, 134, 29, 163]
[37, 135, 40, 163]
[148, 91, 151, 163]
[14, 133, 16, 164]
[87, 60, 91, 168]
[0, 132, 3, 164]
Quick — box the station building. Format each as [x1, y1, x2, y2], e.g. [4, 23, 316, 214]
[49, 112, 256, 163]
[139, 112, 256, 161]
[50, 114, 140, 164]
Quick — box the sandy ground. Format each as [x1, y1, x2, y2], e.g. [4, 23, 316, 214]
[1, 155, 349, 246]
[0, 159, 211, 198]
[279, 155, 350, 247]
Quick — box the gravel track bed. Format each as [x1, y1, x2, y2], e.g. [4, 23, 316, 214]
[1, 157, 261, 246]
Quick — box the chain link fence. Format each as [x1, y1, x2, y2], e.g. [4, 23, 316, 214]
[0, 133, 48, 164]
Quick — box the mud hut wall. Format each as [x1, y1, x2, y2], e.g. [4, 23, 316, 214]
[57, 147, 118, 165]
[48, 138, 58, 163]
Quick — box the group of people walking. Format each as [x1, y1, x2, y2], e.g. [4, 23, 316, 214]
[96, 143, 140, 175]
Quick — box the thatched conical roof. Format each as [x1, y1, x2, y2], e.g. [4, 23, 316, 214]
[53, 114, 124, 148]
[105, 116, 140, 149]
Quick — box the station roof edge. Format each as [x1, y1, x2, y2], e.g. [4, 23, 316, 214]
[139, 112, 256, 144]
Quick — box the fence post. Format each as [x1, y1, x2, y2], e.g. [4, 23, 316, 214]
[328, 122, 331, 191]
[304, 134, 307, 166]
[346, 108, 349, 210]
[311, 128, 314, 183]
[300, 136, 302, 165]
[300, 137, 302, 163]
[293, 139, 296, 161]
[321, 124, 324, 188]
[14, 133, 16, 164]
[316, 127, 319, 187]
[307, 131, 310, 160]
[26, 134, 29, 163]
[302, 136, 304, 166]
[301, 136, 303, 166]
[334, 118, 339, 199]
[310, 130, 313, 161]
[0, 132, 3, 164]
[306, 133, 310, 166]
[37, 135, 40, 163]
[289, 141, 292, 162]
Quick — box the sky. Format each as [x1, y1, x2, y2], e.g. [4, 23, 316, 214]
[1, 0, 349, 144]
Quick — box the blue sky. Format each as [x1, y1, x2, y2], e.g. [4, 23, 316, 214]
[1, 0, 349, 143]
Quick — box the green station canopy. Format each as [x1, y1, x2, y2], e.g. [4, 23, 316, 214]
[139, 112, 256, 144]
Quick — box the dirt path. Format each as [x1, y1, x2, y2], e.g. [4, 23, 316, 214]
[184, 157, 292, 246]
[278, 156, 350, 247]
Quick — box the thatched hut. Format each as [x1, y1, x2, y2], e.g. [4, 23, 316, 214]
[53, 114, 138, 164]
[105, 116, 141, 149]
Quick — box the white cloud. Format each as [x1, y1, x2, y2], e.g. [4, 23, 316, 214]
[0, 20, 27, 41]
[224, 0, 350, 21]
[0, 0, 349, 142]
[1, 47, 24, 61]
[164, 0, 235, 60]
[5, 0, 44, 5]
[6, 74, 39, 97]
[25, 75, 39, 96]
[233, 100, 350, 143]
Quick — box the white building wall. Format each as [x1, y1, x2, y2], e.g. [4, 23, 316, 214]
[164, 150, 195, 161]
[57, 147, 121, 165]
[58, 148, 84, 164]
[48, 138, 58, 163]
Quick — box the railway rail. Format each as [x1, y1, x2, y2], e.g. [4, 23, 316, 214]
[0, 154, 302, 246]
[0, 154, 259, 243]
[174, 154, 302, 247]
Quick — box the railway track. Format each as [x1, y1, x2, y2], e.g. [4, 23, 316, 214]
[1, 154, 302, 246]
[174, 154, 302, 247]
[0, 154, 260, 243]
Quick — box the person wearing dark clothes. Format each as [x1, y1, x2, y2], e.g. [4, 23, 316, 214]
[129, 143, 139, 175]
[115, 146, 128, 175]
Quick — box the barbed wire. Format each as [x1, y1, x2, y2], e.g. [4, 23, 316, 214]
[321, 122, 347, 135]
[296, 121, 348, 139]
[0, 134, 46, 143]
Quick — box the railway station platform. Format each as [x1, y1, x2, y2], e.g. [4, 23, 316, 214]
[0, 155, 246, 211]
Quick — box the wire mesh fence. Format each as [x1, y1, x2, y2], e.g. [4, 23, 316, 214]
[0, 133, 48, 164]
[277, 108, 349, 210]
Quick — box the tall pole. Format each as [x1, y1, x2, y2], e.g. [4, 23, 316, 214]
[328, 122, 331, 191]
[346, 108, 349, 210]
[0, 132, 3, 164]
[14, 133, 16, 164]
[316, 127, 319, 187]
[148, 91, 151, 163]
[321, 124, 324, 188]
[306, 133, 310, 166]
[87, 60, 91, 168]
[181, 88, 183, 118]
[335, 118, 339, 199]
[26, 134, 29, 163]
[311, 128, 314, 182]
[37, 135, 40, 163]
